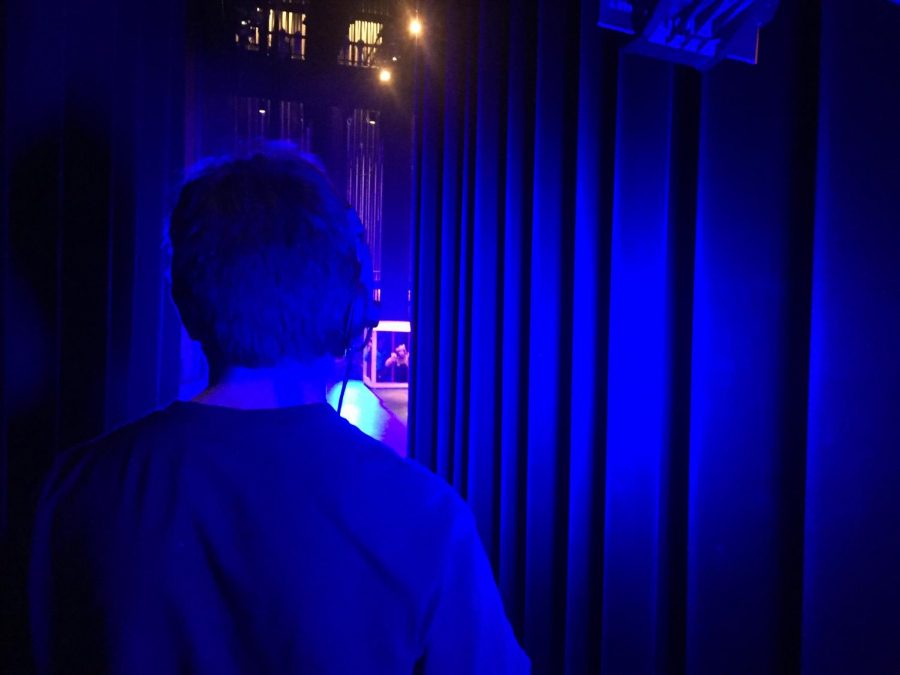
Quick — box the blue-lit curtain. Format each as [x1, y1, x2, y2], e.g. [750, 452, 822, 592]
[1, 1, 184, 669]
[409, 1, 900, 673]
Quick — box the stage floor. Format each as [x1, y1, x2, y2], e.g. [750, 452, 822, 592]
[372, 388, 408, 425]
[327, 381, 408, 456]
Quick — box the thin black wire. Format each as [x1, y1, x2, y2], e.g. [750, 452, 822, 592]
[336, 326, 373, 416]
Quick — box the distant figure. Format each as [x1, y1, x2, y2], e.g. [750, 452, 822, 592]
[305, 1, 349, 66]
[291, 30, 303, 59]
[28, 145, 529, 674]
[275, 28, 290, 58]
[385, 343, 410, 382]
[236, 22, 251, 49]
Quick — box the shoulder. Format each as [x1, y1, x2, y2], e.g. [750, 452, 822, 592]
[324, 415, 474, 553]
[37, 408, 175, 511]
[334, 416, 465, 518]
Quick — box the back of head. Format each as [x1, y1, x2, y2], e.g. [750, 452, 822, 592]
[169, 144, 373, 369]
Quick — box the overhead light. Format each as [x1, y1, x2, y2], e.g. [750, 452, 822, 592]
[409, 17, 423, 36]
[378, 69, 392, 83]
[258, 108, 267, 114]
[391, 56, 398, 62]
[368, 119, 376, 126]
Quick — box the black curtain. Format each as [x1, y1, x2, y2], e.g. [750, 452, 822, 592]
[410, 1, 900, 673]
[1, 1, 185, 670]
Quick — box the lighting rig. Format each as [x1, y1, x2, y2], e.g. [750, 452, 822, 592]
[598, 0, 782, 69]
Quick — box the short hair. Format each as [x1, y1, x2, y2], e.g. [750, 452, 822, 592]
[169, 144, 368, 367]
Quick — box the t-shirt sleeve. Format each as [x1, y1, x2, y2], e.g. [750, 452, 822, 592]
[418, 505, 530, 674]
[29, 475, 91, 674]
[28, 449, 109, 674]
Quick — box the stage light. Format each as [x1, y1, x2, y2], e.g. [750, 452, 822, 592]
[368, 119, 376, 126]
[409, 17, 422, 36]
[392, 56, 398, 62]
[379, 69, 392, 83]
[598, 0, 781, 69]
[258, 108, 267, 115]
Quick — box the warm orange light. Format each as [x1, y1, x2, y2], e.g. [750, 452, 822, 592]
[378, 68, 392, 83]
[409, 17, 423, 36]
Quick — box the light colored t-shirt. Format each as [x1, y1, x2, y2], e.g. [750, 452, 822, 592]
[30, 401, 530, 674]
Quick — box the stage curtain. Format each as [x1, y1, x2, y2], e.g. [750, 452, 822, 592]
[1, 1, 185, 669]
[409, 1, 900, 673]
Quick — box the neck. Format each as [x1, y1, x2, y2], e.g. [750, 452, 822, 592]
[193, 358, 331, 410]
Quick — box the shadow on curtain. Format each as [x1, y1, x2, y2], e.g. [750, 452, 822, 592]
[409, 1, 900, 673]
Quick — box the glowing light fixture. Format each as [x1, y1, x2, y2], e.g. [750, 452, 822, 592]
[409, 17, 423, 36]
[378, 68, 392, 83]
[258, 108, 267, 114]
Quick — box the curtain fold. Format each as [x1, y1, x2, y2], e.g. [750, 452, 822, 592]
[801, 3, 900, 672]
[498, 0, 539, 644]
[564, 4, 618, 672]
[410, 1, 900, 673]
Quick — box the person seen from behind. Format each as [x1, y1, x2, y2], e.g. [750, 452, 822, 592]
[29, 144, 530, 674]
